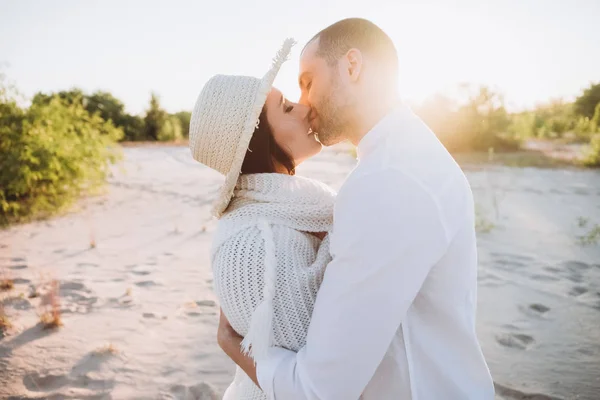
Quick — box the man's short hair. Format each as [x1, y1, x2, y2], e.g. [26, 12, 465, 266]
[307, 18, 399, 76]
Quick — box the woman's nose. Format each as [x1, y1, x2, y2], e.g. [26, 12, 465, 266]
[298, 93, 309, 106]
[294, 102, 311, 119]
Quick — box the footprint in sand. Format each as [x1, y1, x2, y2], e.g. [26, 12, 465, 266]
[489, 253, 529, 271]
[562, 260, 591, 271]
[529, 303, 550, 314]
[131, 270, 151, 276]
[168, 382, 220, 400]
[135, 280, 160, 287]
[60, 281, 87, 292]
[23, 372, 69, 392]
[3, 296, 33, 310]
[196, 300, 217, 307]
[186, 310, 203, 317]
[13, 278, 31, 285]
[529, 274, 560, 282]
[142, 312, 167, 320]
[11, 257, 25, 262]
[10, 264, 28, 270]
[543, 266, 561, 274]
[519, 303, 550, 317]
[495, 333, 535, 350]
[77, 262, 99, 269]
[569, 286, 588, 297]
[59, 281, 97, 312]
[494, 382, 560, 400]
[491, 252, 534, 263]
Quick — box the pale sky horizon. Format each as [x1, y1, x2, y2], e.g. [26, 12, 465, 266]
[1, 0, 599, 115]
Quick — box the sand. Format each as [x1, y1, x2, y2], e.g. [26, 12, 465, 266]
[1, 144, 599, 399]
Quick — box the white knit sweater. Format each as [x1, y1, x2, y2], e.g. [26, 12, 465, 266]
[211, 173, 336, 400]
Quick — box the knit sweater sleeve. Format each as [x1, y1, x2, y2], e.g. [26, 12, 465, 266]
[212, 223, 327, 355]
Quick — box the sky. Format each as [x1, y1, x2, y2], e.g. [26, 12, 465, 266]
[1, 0, 599, 115]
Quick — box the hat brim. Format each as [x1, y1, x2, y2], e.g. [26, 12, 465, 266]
[211, 38, 296, 218]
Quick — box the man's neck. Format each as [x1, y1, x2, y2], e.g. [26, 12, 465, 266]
[349, 95, 399, 146]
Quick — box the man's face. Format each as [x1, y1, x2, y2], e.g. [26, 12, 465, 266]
[298, 39, 354, 146]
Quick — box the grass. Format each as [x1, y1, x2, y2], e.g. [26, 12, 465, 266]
[475, 208, 496, 234]
[578, 217, 590, 228]
[581, 135, 600, 167]
[89, 227, 97, 249]
[0, 267, 14, 291]
[94, 342, 119, 355]
[0, 278, 14, 291]
[39, 280, 62, 329]
[577, 225, 600, 246]
[0, 304, 11, 335]
[575, 217, 600, 246]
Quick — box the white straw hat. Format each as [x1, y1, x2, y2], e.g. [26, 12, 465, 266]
[189, 38, 296, 218]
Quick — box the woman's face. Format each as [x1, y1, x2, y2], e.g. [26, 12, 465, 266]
[264, 88, 322, 166]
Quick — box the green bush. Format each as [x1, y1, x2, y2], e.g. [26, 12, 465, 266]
[582, 134, 600, 167]
[417, 86, 519, 152]
[574, 83, 600, 119]
[173, 111, 191, 138]
[157, 116, 183, 142]
[1, 90, 122, 226]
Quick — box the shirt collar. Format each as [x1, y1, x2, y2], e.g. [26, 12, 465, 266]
[356, 102, 411, 160]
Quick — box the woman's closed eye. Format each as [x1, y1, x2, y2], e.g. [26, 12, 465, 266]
[285, 104, 294, 113]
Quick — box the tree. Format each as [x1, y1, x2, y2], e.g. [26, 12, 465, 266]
[85, 91, 126, 125]
[415, 86, 517, 152]
[143, 92, 167, 141]
[85, 91, 147, 141]
[173, 111, 191, 138]
[508, 112, 537, 139]
[157, 116, 183, 142]
[574, 83, 600, 119]
[121, 114, 145, 141]
[32, 88, 86, 108]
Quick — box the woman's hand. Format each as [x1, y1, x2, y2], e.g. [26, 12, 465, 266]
[217, 309, 260, 388]
[217, 308, 241, 350]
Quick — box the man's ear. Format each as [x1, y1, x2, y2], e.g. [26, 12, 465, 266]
[345, 48, 363, 83]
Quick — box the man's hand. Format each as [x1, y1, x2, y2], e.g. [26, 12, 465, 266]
[217, 309, 260, 388]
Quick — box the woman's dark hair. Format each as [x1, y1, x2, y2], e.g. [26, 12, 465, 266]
[241, 107, 295, 175]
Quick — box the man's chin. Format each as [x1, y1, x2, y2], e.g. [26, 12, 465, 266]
[316, 133, 345, 147]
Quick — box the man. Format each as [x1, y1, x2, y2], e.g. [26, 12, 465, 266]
[218, 18, 494, 399]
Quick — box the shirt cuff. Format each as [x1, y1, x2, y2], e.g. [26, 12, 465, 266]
[257, 346, 295, 399]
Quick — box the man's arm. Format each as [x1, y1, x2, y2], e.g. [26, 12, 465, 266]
[221, 170, 452, 399]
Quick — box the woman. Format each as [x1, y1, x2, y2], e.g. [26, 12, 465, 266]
[189, 39, 335, 399]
